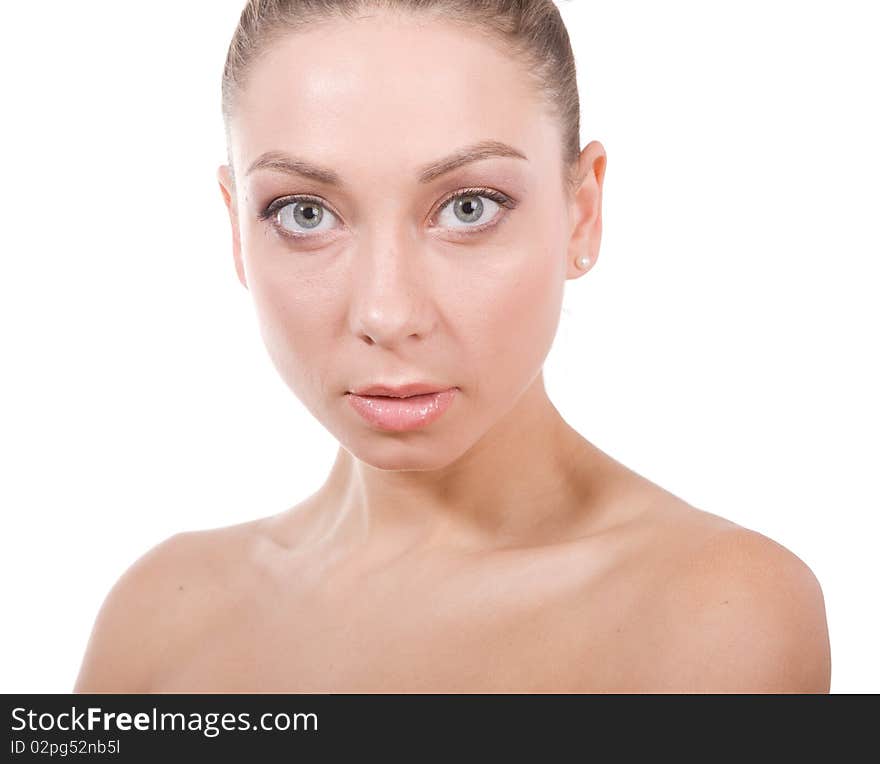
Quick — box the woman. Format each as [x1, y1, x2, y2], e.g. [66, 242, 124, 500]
[74, 0, 831, 693]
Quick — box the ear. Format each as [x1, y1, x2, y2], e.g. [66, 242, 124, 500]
[565, 140, 606, 279]
[217, 164, 247, 290]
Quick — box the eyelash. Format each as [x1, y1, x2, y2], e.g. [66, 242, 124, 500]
[257, 186, 518, 243]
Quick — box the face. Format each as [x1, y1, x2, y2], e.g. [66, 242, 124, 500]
[218, 11, 604, 470]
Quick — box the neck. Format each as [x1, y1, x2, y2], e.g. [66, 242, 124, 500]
[311, 371, 618, 554]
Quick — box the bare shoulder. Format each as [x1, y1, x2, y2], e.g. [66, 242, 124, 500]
[73, 520, 265, 693]
[637, 506, 831, 693]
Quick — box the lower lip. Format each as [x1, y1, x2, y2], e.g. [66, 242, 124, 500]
[346, 388, 458, 432]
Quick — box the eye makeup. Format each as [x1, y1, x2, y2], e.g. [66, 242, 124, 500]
[255, 185, 520, 244]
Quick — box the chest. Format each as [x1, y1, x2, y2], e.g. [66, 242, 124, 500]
[149, 551, 666, 692]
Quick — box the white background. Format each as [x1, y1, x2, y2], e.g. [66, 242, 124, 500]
[1, 1, 877, 692]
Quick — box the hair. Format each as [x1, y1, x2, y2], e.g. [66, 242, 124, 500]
[221, 0, 581, 194]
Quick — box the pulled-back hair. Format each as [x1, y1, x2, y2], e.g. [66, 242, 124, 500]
[221, 0, 581, 192]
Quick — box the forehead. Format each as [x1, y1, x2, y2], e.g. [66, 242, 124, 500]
[230, 12, 558, 185]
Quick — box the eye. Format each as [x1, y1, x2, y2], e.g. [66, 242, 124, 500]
[258, 187, 518, 243]
[433, 188, 517, 234]
[258, 195, 341, 240]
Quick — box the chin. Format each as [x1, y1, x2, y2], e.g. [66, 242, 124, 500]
[345, 437, 465, 472]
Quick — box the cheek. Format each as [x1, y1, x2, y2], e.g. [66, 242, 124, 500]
[468, 247, 565, 384]
[247, 261, 335, 395]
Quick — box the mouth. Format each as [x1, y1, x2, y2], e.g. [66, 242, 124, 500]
[356, 392, 433, 399]
[348, 382, 453, 398]
[345, 387, 458, 431]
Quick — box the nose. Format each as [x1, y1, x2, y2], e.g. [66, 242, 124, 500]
[348, 228, 436, 347]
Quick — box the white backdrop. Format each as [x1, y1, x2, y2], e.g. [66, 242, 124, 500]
[1, 1, 877, 692]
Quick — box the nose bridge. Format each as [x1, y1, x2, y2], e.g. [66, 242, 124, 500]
[348, 217, 432, 344]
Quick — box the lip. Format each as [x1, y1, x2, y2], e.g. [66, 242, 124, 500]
[346, 387, 458, 431]
[349, 382, 450, 397]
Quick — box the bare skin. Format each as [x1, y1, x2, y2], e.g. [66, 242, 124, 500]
[74, 402, 830, 693]
[74, 9, 830, 693]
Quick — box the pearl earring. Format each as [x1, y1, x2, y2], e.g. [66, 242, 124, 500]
[577, 255, 591, 269]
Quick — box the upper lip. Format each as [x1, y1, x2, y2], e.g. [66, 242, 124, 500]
[349, 382, 453, 398]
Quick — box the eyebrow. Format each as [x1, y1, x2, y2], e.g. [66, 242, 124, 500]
[244, 139, 528, 185]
